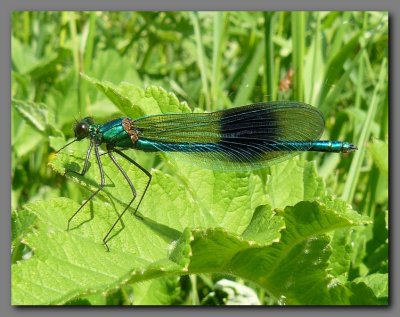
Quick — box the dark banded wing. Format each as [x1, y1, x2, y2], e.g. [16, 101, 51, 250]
[134, 101, 325, 171]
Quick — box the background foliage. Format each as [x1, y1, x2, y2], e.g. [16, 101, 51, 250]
[11, 11, 388, 305]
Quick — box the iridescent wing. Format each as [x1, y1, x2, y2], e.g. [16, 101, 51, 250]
[134, 101, 324, 171]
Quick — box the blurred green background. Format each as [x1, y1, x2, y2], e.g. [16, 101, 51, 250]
[11, 11, 388, 305]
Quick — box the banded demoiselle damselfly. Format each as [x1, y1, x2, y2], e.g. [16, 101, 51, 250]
[57, 101, 357, 251]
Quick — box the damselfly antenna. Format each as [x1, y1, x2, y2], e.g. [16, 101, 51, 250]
[56, 139, 77, 154]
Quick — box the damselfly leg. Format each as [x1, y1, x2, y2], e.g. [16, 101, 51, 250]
[64, 141, 152, 251]
[102, 146, 152, 251]
[66, 142, 105, 231]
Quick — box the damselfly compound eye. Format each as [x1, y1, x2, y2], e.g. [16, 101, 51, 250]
[74, 118, 92, 140]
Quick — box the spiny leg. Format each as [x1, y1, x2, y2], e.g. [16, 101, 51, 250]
[113, 148, 152, 217]
[67, 143, 105, 231]
[64, 141, 93, 178]
[102, 146, 152, 251]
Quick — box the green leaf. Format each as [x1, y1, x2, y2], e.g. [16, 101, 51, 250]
[11, 36, 39, 74]
[328, 228, 353, 279]
[266, 159, 325, 210]
[12, 198, 184, 305]
[345, 280, 382, 305]
[242, 205, 285, 245]
[28, 48, 71, 80]
[12, 198, 369, 305]
[11, 12, 388, 305]
[81, 74, 191, 119]
[11, 209, 37, 264]
[353, 273, 388, 304]
[12, 100, 62, 137]
[12, 125, 43, 158]
[12, 209, 37, 247]
[132, 277, 181, 305]
[12, 82, 372, 305]
[184, 201, 370, 305]
[90, 50, 142, 88]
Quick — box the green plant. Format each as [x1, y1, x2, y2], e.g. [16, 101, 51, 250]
[11, 11, 388, 305]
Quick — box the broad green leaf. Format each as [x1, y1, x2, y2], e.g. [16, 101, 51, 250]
[328, 228, 353, 279]
[12, 199, 369, 305]
[81, 73, 191, 119]
[12, 81, 372, 305]
[81, 73, 142, 118]
[242, 205, 285, 245]
[48, 140, 266, 246]
[183, 201, 369, 305]
[11, 12, 388, 306]
[266, 159, 325, 210]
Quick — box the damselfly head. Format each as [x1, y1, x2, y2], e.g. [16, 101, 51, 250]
[74, 117, 94, 140]
[56, 117, 94, 154]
